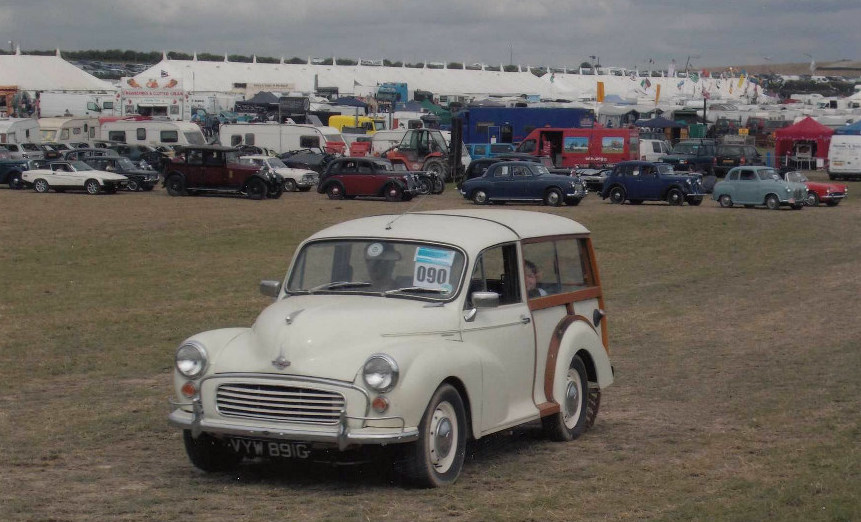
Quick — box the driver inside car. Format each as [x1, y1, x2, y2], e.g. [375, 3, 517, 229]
[364, 242, 401, 291]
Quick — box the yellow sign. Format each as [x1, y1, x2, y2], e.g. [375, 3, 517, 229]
[738, 128, 749, 135]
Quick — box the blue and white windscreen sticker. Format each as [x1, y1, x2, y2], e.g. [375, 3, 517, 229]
[413, 247, 455, 293]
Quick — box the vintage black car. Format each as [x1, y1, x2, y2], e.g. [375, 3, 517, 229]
[459, 160, 586, 206]
[85, 156, 161, 191]
[600, 161, 705, 206]
[0, 158, 48, 189]
[659, 139, 717, 175]
[317, 157, 421, 201]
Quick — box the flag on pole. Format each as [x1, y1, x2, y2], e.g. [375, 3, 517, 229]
[689, 72, 699, 83]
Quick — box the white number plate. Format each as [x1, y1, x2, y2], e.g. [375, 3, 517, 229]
[228, 438, 311, 459]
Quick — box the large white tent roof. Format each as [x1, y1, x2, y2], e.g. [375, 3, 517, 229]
[0, 49, 115, 92]
[135, 57, 765, 106]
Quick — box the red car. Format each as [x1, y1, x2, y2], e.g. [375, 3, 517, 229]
[781, 171, 848, 207]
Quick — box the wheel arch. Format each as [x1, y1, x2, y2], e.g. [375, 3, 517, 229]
[549, 319, 613, 395]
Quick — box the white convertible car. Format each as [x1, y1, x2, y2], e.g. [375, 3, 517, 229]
[21, 160, 129, 194]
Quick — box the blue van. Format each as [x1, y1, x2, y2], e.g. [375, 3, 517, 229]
[466, 142, 516, 159]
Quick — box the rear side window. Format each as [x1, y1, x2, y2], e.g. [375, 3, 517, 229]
[300, 135, 320, 148]
[522, 237, 594, 299]
[160, 130, 179, 143]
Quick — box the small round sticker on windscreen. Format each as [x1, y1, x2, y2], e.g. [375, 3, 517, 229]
[366, 242, 384, 258]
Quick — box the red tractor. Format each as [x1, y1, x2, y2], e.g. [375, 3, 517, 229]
[382, 128, 451, 181]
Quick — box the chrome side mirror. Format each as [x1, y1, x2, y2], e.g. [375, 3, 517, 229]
[259, 280, 282, 298]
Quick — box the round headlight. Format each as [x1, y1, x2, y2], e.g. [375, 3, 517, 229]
[362, 354, 399, 393]
[176, 342, 207, 378]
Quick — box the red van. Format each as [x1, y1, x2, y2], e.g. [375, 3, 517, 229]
[516, 127, 639, 168]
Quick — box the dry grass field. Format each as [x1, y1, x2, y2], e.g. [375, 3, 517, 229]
[0, 173, 858, 521]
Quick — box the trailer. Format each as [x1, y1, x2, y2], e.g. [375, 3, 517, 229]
[219, 123, 346, 154]
[456, 106, 595, 144]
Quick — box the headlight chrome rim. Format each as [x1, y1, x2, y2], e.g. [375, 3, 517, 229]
[176, 341, 208, 379]
[363, 353, 399, 393]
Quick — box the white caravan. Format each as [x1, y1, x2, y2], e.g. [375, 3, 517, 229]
[827, 135, 861, 180]
[39, 117, 100, 144]
[218, 123, 346, 154]
[0, 118, 41, 144]
[100, 119, 206, 147]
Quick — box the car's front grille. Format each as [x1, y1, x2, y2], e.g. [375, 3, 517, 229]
[216, 383, 345, 424]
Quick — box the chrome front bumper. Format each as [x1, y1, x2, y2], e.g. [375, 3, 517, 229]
[169, 398, 419, 450]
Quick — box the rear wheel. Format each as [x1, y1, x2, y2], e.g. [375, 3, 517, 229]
[806, 192, 819, 206]
[246, 178, 268, 200]
[608, 186, 626, 204]
[423, 159, 447, 181]
[269, 185, 283, 199]
[431, 176, 445, 194]
[7, 171, 23, 190]
[33, 179, 50, 193]
[542, 355, 589, 441]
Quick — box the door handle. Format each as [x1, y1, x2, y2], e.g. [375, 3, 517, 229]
[520, 315, 531, 324]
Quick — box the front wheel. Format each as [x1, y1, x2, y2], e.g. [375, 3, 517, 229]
[127, 179, 140, 192]
[431, 176, 445, 194]
[268, 185, 284, 199]
[182, 430, 242, 472]
[666, 188, 683, 206]
[85, 179, 101, 195]
[718, 194, 733, 208]
[417, 177, 432, 195]
[384, 184, 404, 202]
[471, 189, 489, 205]
[542, 356, 590, 441]
[608, 186, 626, 204]
[326, 184, 344, 200]
[395, 384, 466, 488]
[765, 194, 780, 210]
[543, 188, 563, 207]
[165, 175, 186, 197]
[283, 179, 297, 192]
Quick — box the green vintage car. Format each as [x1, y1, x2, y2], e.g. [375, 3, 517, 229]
[712, 166, 808, 210]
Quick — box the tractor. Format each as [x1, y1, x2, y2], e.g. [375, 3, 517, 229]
[382, 128, 451, 182]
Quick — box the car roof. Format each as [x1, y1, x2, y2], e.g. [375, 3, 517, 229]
[306, 209, 589, 255]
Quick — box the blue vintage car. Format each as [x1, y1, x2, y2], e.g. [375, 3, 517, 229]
[459, 160, 586, 206]
[599, 161, 706, 205]
[712, 166, 808, 210]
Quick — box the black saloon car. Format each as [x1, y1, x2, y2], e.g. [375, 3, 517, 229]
[85, 156, 161, 191]
[600, 161, 705, 205]
[459, 160, 586, 206]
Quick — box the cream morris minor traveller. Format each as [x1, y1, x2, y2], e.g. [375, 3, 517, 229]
[169, 209, 614, 487]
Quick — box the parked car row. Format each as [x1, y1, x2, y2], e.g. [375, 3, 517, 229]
[3, 147, 847, 210]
